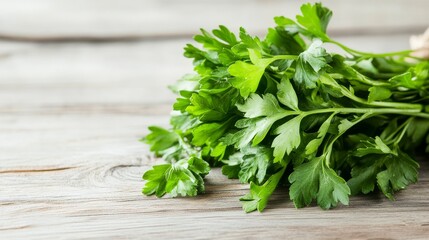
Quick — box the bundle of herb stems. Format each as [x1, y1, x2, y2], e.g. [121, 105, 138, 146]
[142, 3, 429, 212]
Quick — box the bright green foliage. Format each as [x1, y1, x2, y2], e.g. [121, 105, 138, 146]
[142, 3, 429, 213]
[240, 167, 285, 212]
[142, 126, 178, 156]
[289, 156, 350, 209]
[272, 116, 303, 163]
[368, 86, 392, 102]
[236, 93, 285, 118]
[277, 77, 299, 111]
[143, 157, 210, 197]
[296, 3, 332, 40]
[294, 39, 330, 88]
[228, 49, 280, 98]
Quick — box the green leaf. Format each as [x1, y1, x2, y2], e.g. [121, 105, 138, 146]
[289, 157, 350, 209]
[317, 165, 351, 209]
[348, 147, 419, 198]
[389, 62, 428, 89]
[143, 158, 211, 198]
[376, 151, 419, 200]
[294, 40, 330, 88]
[228, 61, 266, 98]
[238, 146, 272, 184]
[347, 155, 383, 195]
[228, 49, 277, 98]
[277, 77, 299, 111]
[238, 28, 265, 52]
[184, 44, 219, 64]
[225, 117, 280, 148]
[405, 118, 429, 151]
[296, 2, 332, 40]
[142, 164, 171, 196]
[338, 118, 354, 134]
[368, 86, 392, 102]
[188, 157, 211, 175]
[186, 90, 237, 121]
[191, 118, 233, 146]
[389, 72, 422, 89]
[274, 16, 301, 35]
[170, 114, 199, 133]
[240, 167, 285, 213]
[210, 142, 228, 159]
[222, 165, 241, 179]
[237, 93, 285, 118]
[194, 29, 228, 51]
[213, 25, 239, 45]
[265, 27, 305, 55]
[272, 116, 303, 163]
[305, 113, 335, 155]
[353, 136, 393, 157]
[142, 126, 179, 156]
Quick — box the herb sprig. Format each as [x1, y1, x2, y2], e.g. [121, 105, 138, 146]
[142, 3, 429, 212]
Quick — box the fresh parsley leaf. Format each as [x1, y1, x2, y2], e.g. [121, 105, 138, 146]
[296, 2, 332, 41]
[305, 113, 335, 155]
[294, 39, 330, 88]
[289, 156, 350, 209]
[240, 167, 285, 212]
[224, 117, 278, 148]
[192, 118, 234, 146]
[368, 86, 392, 102]
[228, 49, 278, 98]
[376, 150, 419, 200]
[143, 157, 210, 197]
[142, 126, 179, 157]
[236, 93, 285, 118]
[238, 146, 272, 184]
[277, 77, 299, 111]
[272, 116, 303, 163]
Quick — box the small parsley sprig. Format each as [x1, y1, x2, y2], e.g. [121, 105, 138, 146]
[142, 3, 429, 212]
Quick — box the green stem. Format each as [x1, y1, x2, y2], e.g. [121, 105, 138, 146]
[320, 74, 422, 110]
[393, 117, 413, 147]
[305, 107, 427, 117]
[383, 118, 410, 144]
[282, 107, 429, 119]
[271, 55, 299, 61]
[329, 40, 413, 58]
[341, 89, 422, 110]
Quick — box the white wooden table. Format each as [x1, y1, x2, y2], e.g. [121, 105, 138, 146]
[1, 1, 429, 239]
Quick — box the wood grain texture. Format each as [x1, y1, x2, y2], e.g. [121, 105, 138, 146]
[1, 22, 429, 239]
[0, 110, 428, 239]
[0, 0, 428, 41]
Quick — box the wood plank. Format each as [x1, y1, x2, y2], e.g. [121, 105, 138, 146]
[0, 34, 413, 109]
[0, 40, 191, 106]
[0, 0, 428, 40]
[0, 110, 428, 239]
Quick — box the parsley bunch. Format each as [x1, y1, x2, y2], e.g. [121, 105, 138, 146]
[142, 3, 429, 212]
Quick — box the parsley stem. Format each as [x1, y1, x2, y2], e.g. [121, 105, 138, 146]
[304, 107, 423, 116]
[338, 84, 423, 110]
[282, 107, 429, 120]
[393, 117, 413, 146]
[271, 55, 298, 61]
[329, 40, 414, 58]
